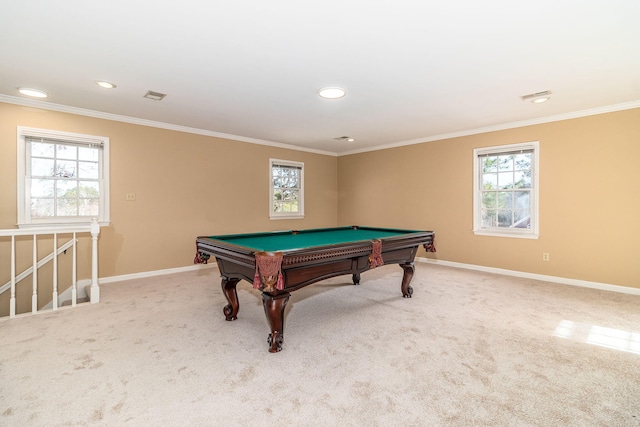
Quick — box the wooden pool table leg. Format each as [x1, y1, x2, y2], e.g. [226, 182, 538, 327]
[399, 262, 415, 298]
[262, 292, 290, 353]
[221, 277, 241, 321]
[352, 273, 361, 285]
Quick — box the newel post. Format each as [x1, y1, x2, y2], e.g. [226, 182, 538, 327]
[90, 218, 101, 304]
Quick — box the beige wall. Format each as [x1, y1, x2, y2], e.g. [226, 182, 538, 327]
[2, 101, 638, 293]
[0, 102, 338, 281]
[338, 108, 640, 289]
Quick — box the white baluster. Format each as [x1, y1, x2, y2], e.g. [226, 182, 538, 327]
[90, 218, 100, 304]
[10, 235, 16, 318]
[72, 232, 77, 307]
[52, 233, 58, 310]
[32, 234, 38, 313]
[0, 222, 100, 317]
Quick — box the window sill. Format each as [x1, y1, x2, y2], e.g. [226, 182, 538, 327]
[270, 215, 305, 220]
[473, 229, 539, 240]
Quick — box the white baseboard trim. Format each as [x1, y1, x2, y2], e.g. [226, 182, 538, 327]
[17, 264, 219, 314]
[94, 258, 639, 296]
[416, 257, 640, 296]
[99, 263, 219, 285]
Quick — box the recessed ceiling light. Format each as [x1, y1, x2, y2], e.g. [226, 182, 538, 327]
[17, 87, 48, 98]
[96, 81, 116, 89]
[319, 87, 346, 99]
[532, 97, 550, 104]
[334, 136, 355, 142]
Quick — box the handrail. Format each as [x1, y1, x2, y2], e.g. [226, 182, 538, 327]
[0, 223, 96, 237]
[0, 218, 100, 318]
[0, 238, 77, 295]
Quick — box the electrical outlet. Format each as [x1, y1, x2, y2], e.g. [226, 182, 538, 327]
[542, 252, 550, 261]
[125, 192, 136, 201]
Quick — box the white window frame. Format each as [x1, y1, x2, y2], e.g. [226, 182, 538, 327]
[473, 141, 539, 239]
[269, 158, 304, 220]
[17, 126, 110, 228]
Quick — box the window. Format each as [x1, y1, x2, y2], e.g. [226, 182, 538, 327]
[473, 141, 539, 238]
[17, 127, 110, 227]
[270, 158, 304, 219]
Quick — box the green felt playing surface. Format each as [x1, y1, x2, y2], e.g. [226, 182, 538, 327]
[207, 227, 418, 252]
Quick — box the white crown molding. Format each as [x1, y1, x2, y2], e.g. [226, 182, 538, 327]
[0, 94, 337, 157]
[416, 257, 640, 296]
[2, 94, 638, 158]
[340, 100, 640, 156]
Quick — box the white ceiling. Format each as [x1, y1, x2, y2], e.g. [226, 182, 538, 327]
[1, 1, 639, 155]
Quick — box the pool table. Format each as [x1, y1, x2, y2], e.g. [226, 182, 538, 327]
[195, 226, 435, 352]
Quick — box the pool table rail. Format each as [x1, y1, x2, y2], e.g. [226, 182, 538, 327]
[195, 227, 435, 352]
[196, 231, 433, 291]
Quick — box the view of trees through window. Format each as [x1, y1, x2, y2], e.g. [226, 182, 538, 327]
[29, 141, 100, 218]
[272, 164, 301, 214]
[480, 151, 532, 229]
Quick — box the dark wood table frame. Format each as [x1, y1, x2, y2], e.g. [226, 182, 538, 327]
[196, 229, 435, 352]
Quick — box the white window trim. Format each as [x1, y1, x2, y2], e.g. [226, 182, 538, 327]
[269, 158, 304, 220]
[17, 126, 110, 228]
[473, 141, 539, 239]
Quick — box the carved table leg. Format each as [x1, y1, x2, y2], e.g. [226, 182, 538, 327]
[262, 292, 290, 353]
[221, 277, 241, 321]
[399, 262, 415, 298]
[352, 273, 361, 285]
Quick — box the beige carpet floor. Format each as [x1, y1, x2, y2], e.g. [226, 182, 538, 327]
[1, 262, 639, 426]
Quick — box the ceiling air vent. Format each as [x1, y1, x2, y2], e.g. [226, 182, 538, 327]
[521, 90, 552, 102]
[144, 90, 167, 101]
